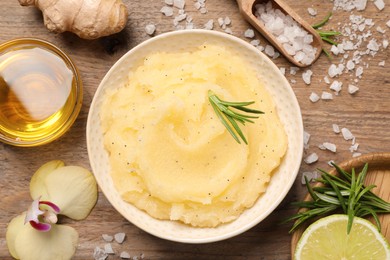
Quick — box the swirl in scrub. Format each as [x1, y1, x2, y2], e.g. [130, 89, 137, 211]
[100, 45, 287, 227]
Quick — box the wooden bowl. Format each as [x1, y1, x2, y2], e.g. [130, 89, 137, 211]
[291, 152, 390, 256]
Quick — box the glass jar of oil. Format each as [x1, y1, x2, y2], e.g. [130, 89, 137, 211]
[0, 38, 82, 147]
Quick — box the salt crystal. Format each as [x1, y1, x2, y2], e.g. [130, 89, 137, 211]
[346, 60, 355, 70]
[304, 153, 319, 164]
[204, 19, 213, 30]
[200, 7, 208, 14]
[367, 39, 379, 51]
[332, 124, 340, 134]
[321, 91, 333, 100]
[374, 0, 385, 10]
[102, 234, 114, 242]
[330, 45, 339, 55]
[173, 0, 185, 9]
[353, 152, 362, 157]
[165, 0, 173, 5]
[309, 92, 320, 103]
[120, 251, 131, 259]
[217, 17, 224, 27]
[194, 2, 201, 10]
[114, 232, 126, 244]
[302, 70, 313, 85]
[265, 45, 275, 57]
[330, 80, 342, 94]
[290, 66, 299, 75]
[378, 61, 385, 66]
[304, 131, 311, 149]
[301, 171, 318, 184]
[244, 29, 255, 38]
[257, 45, 265, 52]
[341, 128, 354, 140]
[224, 28, 233, 34]
[104, 243, 115, 254]
[224, 17, 232, 25]
[250, 39, 260, 46]
[318, 144, 326, 150]
[145, 24, 156, 35]
[324, 76, 331, 84]
[307, 7, 317, 16]
[290, 79, 297, 84]
[383, 39, 389, 49]
[349, 143, 359, 152]
[323, 142, 337, 152]
[174, 13, 187, 24]
[328, 160, 335, 166]
[376, 26, 386, 34]
[279, 67, 286, 75]
[94, 247, 108, 260]
[355, 66, 364, 77]
[161, 6, 174, 16]
[328, 64, 339, 78]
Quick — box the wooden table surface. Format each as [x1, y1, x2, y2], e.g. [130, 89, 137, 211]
[1, 0, 389, 259]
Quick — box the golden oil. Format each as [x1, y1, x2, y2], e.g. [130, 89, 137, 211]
[0, 38, 82, 147]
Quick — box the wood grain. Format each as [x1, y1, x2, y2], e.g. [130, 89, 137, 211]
[0, 0, 389, 259]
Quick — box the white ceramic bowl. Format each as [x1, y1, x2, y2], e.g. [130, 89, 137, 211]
[87, 30, 303, 243]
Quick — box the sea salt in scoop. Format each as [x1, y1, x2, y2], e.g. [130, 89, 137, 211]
[237, 0, 322, 67]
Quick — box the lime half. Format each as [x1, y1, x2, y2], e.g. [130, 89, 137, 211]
[294, 214, 390, 260]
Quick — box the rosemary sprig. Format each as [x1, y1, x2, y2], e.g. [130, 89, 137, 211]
[311, 12, 341, 56]
[285, 163, 390, 234]
[208, 90, 264, 144]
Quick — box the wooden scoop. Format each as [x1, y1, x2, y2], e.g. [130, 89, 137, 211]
[237, 0, 323, 67]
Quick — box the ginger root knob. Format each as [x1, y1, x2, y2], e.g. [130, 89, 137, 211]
[18, 0, 128, 40]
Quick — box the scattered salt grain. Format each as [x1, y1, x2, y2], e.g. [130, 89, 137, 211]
[307, 7, 317, 16]
[265, 45, 275, 57]
[290, 66, 299, 75]
[333, 124, 340, 134]
[200, 7, 208, 14]
[330, 80, 342, 95]
[102, 234, 114, 242]
[224, 28, 233, 34]
[244, 29, 255, 38]
[250, 39, 260, 46]
[373, 0, 385, 10]
[341, 128, 354, 140]
[302, 70, 313, 85]
[322, 142, 337, 153]
[376, 26, 386, 34]
[161, 6, 174, 16]
[367, 39, 379, 51]
[165, 0, 173, 5]
[304, 153, 319, 164]
[324, 76, 331, 84]
[120, 251, 131, 259]
[304, 131, 311, 149]
[353, 152, 362, 157]
[224, 16, 232, 25]
[114, 233, 126, 244]
[301, 171, 318, 184]
[94, 247, 108, 260]
[328, 64, 339, 78]
[204, 19, 214, 30]
[378, 61, 385, 67]
[309, 92, 320, 103]
[346, 60, 355, 70]
[349, 143, 359, 152]
[383, 39, 389, 49]
[104, 243, 115, 255]
[348, 84, 359, 94]
[173, 0, 185, 9]
[145, 24, 156, 35]
[355, 66, 364, 77]
[321, 91, 333, 100]
[194, 2, 201, 9]
[279, 67, 286, 75]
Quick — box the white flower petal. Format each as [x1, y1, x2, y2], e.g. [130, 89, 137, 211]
[6, 212, 25, 259]
[30, 160, 65, 200]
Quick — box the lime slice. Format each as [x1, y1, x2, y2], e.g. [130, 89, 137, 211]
[294, 214, 390, 260]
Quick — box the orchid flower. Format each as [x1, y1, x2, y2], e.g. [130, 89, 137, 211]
[6, 160, 98, 260]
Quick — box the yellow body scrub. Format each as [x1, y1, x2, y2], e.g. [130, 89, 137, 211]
[100, 45, 287, 227]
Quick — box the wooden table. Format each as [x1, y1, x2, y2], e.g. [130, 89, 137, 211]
[1, 0, 389, 259]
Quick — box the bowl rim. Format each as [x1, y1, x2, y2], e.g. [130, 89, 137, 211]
[0, 37, 83, 147]
[87, 29, 303, 243]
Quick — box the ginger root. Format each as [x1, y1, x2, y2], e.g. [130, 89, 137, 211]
[18, 0, 128, 40]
